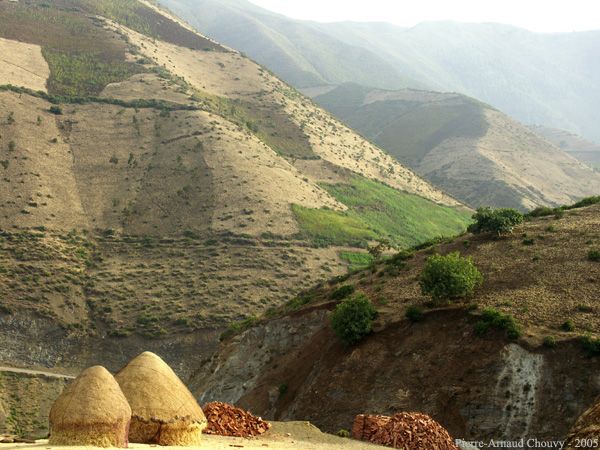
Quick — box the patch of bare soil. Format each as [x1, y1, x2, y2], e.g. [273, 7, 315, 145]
[0, 37, 49, 92]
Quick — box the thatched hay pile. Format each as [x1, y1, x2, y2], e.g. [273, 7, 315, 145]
[115, 351, 207, 446]
[565, 399, 600, 450]
[353, 412, 459, 450]
[48, 366, 131, 448]
[203, 401, 271, 437]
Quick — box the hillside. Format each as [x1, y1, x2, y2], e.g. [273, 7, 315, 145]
[159, 0, 600, 143]
[314, 84, 600, 209]
[194, 200, 600, 445]
[0, 0, 471, 393]
[531, 125, 600, 169]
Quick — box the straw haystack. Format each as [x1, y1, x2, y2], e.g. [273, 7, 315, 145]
[49, 366, 131, 448]
[565, 399, 600, 450]
[115, 351, 207, 446]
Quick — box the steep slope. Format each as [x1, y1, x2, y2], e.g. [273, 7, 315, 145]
[158, 0, 600, 142]
[194, 201, 600, 445]
[531, 125, 600, 169]
[314, 84, 600, 210]
[0, 0, 469, 374]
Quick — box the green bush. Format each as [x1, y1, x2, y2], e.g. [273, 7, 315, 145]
[474, 308, 521, 340]
[588, 249, 600, 262]
[581, 335, 600, 355]
[561, 320, 575, 332]
[330, 294, 377, 346]
[566, 196, 600, 210]
[420, 252, 483, 302]
[405, 305, 424, 322]
[543, 336, 557, 348]
[330, 284, 355, 300]
[468, 207, 524, 235]
[337, 429, 350, 438]
[48, 105, 63, 115]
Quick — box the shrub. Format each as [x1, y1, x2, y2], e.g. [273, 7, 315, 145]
[566, 196, 600, 210]
[337, 429, 350, 438]
[405, 305, 424, 323]
[420, 252, 483, 302]
[474, 308, 521, 340]
[48, 105, 63, 115]
[588, 250, 600, 262]
[581, 335, 600, 355]
[330, 294, 377, 346]
[543, 336, 557, 348]
[468, 207, 524, 235]
[330, 284, 355, 300]
[561, 320, 575, 332]
[278, 384, 288, 395]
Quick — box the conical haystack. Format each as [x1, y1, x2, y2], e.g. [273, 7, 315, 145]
[49, 366, 131, 448]
[115, 351, 207, 446]
[565, 399, 600, 450]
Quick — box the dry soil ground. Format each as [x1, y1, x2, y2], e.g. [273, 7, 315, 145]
[2, 422, 386, 449]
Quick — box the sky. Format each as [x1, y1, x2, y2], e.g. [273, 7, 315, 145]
[247, 0, 600, 32]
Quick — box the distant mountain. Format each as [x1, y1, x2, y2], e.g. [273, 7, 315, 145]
[160, 0, 600, 142]
[314, 84, 600, 209]
[531, 125, 600, 169]
[157, 0, 421, 89]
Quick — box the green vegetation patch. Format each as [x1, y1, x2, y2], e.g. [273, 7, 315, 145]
[474, 308, 522, 340]
[0, 1, 144, 97]
[339, 251, 374, 272]
[420, 251, 483, 303]
[43, 50, 141, 98]
[330, 293, 377, 346]
[293, 176, 471, 248]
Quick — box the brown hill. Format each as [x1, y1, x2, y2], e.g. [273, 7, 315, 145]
[0, 0, 472, 341]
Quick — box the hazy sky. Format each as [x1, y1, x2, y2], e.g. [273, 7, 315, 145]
[247, 0, 600, 32]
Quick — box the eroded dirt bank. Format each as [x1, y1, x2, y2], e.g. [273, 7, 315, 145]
[192, 307, 600, 443]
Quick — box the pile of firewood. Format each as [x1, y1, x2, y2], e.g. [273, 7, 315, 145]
[202, 402, 271, 438]
[352, 412, 459, 450]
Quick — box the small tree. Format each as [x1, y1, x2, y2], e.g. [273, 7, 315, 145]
[420, 252, 483, 303]
[468, 207, 523, 235]
[330, 294, 377, 346]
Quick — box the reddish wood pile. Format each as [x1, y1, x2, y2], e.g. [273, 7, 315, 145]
[352, 412, 459, 450]
[202, 402, 271, 437]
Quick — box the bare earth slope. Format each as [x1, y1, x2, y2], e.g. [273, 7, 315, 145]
[315, 85, 600, 209]
[531, 125, 600, 170]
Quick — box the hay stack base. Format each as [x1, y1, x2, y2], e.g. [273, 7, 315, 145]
[49, 421, 130, 448]
[129, 418, 204, 446]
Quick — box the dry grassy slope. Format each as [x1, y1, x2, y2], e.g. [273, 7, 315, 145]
[315, 86, 600, 209]
[0, 37, 49, 92]
[421, 109, 600, 209]
[112, 21, 460, 206]
[0, 3, 469, 339]
[531, 125, 600, 169]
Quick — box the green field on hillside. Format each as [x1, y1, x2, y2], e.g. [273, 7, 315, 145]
[293, 176, 471, 248]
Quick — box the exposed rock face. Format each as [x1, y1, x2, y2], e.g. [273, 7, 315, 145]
[193, 308, 600, 445]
